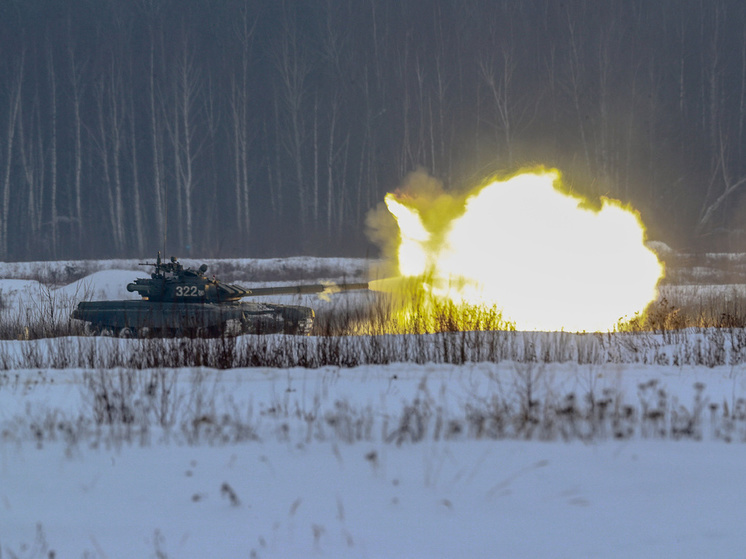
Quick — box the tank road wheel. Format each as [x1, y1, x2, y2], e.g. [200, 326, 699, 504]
[137, 327, 151, 338]
[86, 323, 112, 337]
[118, 327, 136, 338]
[195, 326, 221, 338]
[281, 307, 315, 335]
[225, 319, 243, 336]
[296, 317, 314, 336]
[170, 327, 196, 338]
[283, 316, 314, 336]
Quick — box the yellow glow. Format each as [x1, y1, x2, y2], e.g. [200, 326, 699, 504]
[384, 196, 431, 277]
[377, 168, 664, 332]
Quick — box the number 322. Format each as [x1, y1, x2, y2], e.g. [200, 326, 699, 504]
[175, 285, 201, 297]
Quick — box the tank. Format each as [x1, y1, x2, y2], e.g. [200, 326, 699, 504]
[71, 253, 368, 337]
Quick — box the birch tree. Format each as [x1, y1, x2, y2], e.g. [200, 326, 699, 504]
[46, 42, 58, 257]
[173, 26, 200, 253]
[272, 2, 310, 235]
[1, 53, 23, 260]
[67, 20, 85, 251]
[230, 2, 257, 237]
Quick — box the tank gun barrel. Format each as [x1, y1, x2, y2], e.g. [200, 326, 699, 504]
[241, 282, 369, 297]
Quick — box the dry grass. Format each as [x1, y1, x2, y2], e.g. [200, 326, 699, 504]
[4, 364, 745, 451]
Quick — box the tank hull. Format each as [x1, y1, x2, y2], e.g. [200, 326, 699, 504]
[72, 300, 314, 337]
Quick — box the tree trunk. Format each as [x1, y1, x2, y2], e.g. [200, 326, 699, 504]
[148, 23, 165, 252]
[47, 44, 58, 257]
[129, 84, 144, 255]
[1, 53, 23, 260]
[95, 80, 117, 252]
[67, 31, 84, 253]
[109, 66, 125, 253]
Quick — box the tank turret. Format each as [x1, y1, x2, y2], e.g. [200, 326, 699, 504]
[125, 253, 252, 303]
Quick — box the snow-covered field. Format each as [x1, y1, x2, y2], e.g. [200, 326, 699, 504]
[2, 255, 746, 558]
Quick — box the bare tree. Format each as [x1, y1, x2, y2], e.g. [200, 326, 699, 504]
[272, 1, 311, 235]
[67, 18, 85, 252]
[17, 74, 44, 253]
[477, 3, 537, 170]
[564, 4, 592, 173]
[109, 62, 126, 253]
[178, 31, 199, 253]
[201, 71, 221, 248]
[479, 47, 518, 167]
[128, 68, 144, 254]
[93, 67, 123, 253]
[696, 130, 746, 237]
[738, 28, 746, 173]
[326, 93, 341, 237]
[230, 2, 257, 237]
[269, 87, 284, 219]
[1, 52, 23, 260]
[45, 42, 59, 257]
[312, 92, 320, 225]
[707, 2, 722, 159]
[164, 23, 201, 254]
[145, 3, 166, 251]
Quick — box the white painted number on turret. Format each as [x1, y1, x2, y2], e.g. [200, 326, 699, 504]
[175, 285, 205, 297]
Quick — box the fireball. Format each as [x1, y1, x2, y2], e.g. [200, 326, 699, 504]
[373, 168, 664, 332]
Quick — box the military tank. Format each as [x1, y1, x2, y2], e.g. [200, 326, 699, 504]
[71, 253, 368, 337]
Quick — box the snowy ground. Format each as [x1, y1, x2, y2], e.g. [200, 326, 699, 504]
[3, 362, 746, 558]
[2, 255, 746, 558]
[6, 436, 746, 558]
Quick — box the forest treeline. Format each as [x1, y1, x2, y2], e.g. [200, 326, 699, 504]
[0, 0, 745, 260]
